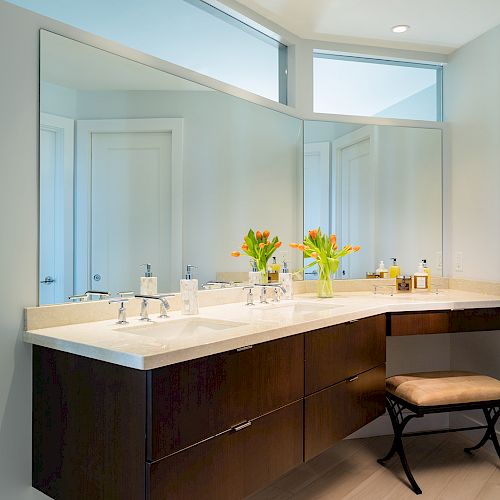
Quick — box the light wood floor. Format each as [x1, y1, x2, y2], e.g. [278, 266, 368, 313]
[248, 433, 500, 500]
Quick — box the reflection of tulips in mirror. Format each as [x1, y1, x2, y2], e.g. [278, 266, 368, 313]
[290, 228, 360, 297]
[231, 229, 282, 283]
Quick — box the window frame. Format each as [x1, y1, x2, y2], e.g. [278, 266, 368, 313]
[313, 52, 443, 122]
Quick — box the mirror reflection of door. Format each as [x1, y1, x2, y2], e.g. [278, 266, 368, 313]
[334, 127, 375, 279]
[89, 130, 172, 294]
[303, 142, 330, 280]
[39, 113, 74, 305]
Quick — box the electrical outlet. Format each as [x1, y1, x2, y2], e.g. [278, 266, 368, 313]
[436, 251, 443, 269]
[455, 252, 463, 272]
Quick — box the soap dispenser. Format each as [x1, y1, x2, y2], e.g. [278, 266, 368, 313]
[389, 258, 401, 279]
[422, 259, 431, 289]
[413, 261, 429, 291]
[279, 258, 294, 300]
[180, 265, 199, 315]
[376, 260, 388, 278]
[140, 263, 157, 295]
[249, 260, 262, 285]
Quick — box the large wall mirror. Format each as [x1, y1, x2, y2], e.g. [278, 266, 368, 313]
[39, 31, 303, 304]
[39, 31, 443, 305]
[304, 121, 443, 280]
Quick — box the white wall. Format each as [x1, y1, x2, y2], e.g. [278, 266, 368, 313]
[444, 25, 500, 282]
[444, 24, 500, 441]
[0, 3, 50, 498]
[42, 85, 303, 287]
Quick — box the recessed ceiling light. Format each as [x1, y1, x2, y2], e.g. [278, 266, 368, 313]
[392, 25, 409, 33]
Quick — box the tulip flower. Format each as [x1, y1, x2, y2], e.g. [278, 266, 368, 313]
[297, 244, 306, 251]
[330, 234, 337, 245]
[311, 251, 318, 259]
[263, 230, 270, 239]
[231, 251, 240, 257]
[274, 241, 282, 249]
[241, 243, 248, 251]
[289, 243, 299, 248]
[256, 231, 262, 240]
[259, 242, 265, 249]
[353, 245, 361, 252]
[309, 229, 318, 240]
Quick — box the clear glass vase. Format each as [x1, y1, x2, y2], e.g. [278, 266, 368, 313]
[317, 265, 334, 298]
[257, 263, 268, 284]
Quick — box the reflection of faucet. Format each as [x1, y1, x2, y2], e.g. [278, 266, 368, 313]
[243, 286, 255, 306]
[69, 290, 110, 302]
[135, 294, 175, 319]
[202, 281, 231, 289]
[254, 284, 286, 303]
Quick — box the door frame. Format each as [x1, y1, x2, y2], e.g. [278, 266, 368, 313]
[75, 118, 183, 293]
[331, 125, 375, 278]
[39, 113, 75, 304]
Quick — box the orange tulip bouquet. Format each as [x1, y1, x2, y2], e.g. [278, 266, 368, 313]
[231, 229, 282, 283]
[290, 228, 360, 297]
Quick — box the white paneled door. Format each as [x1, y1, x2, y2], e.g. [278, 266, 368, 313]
[333, 127, 375, 279]
[75, 118, 183, 296]
[39, 113, 74, 305]
[90, 132, 172, 295]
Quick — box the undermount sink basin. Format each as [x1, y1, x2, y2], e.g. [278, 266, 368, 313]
[252, 301, 342, 321]
[117, 317, 248, 339]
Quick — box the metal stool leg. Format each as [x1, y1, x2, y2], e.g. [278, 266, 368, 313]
[378, 397, 423, 495]
[464, 406, 500, 458]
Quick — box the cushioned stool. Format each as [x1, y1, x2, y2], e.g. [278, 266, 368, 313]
[377, 371, 500, 495]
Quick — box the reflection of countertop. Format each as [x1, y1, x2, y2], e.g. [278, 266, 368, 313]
[24, 290, 500, 370]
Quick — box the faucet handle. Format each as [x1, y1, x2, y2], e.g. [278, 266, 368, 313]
[243, 286, 255, 306]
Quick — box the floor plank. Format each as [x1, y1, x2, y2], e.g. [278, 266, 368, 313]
[248, 433, 499, 500]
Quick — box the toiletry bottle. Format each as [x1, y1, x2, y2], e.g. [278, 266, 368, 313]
[396, 275, 412, 292]
[422, 259, 431, 289]
[248, 260, 262, 285]
[389, 258, 400, 279]
[376, 260, 388, 278]
[140, 263, 157, 295]
[279, 259, 294, 300]
[413, 262, 429, 291]
[268, 257, 279, 282]
[180, 265, 199, 315]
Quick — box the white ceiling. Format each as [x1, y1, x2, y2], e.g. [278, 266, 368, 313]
[41, 31, 211, 92]
[233, 0, 500, 54]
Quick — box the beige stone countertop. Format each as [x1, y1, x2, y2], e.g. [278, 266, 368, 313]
[24, 289, 500, 370]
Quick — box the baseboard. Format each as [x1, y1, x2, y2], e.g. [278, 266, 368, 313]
[347, 411, 450, 439]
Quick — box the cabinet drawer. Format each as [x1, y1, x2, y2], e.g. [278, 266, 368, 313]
[147, 401, 303, 500]
[390, 311, 450, 336]
[304, 364, 386, 461]
[147, 334, 304, 460]
[305, 314, 386, 395]
[451, 307, 500, 333]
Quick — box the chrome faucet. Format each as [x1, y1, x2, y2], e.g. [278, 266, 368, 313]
[69, 290, 110, 302]
[109, 298, 129, 324]
[136, 294, 175, 319]
[253, 284, 286, 304]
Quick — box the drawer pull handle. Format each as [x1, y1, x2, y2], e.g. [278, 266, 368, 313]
[347, 376, 359, 383]
[349, 319, 359, 324]
[233, 420, 252, 432]
[236, 345, 253, 352]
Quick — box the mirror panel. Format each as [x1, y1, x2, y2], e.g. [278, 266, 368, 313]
[304, 120, 442, 279]
[39, 31, 303, 304]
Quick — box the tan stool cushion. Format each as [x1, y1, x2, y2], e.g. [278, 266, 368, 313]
[386, 371, 500, 406]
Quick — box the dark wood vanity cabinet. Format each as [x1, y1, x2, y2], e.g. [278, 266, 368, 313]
[389, 307, 500, 336]
[147, 401, 303, 500]
[148, 334, 304, 460]
[304, 314, 387, 461]
[305, 314, 386, 394]
[304, 364, 386, 461]
[32, 316, 388, 500]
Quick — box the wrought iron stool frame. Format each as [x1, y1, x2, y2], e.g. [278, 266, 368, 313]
[377, 392, 500, 495]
